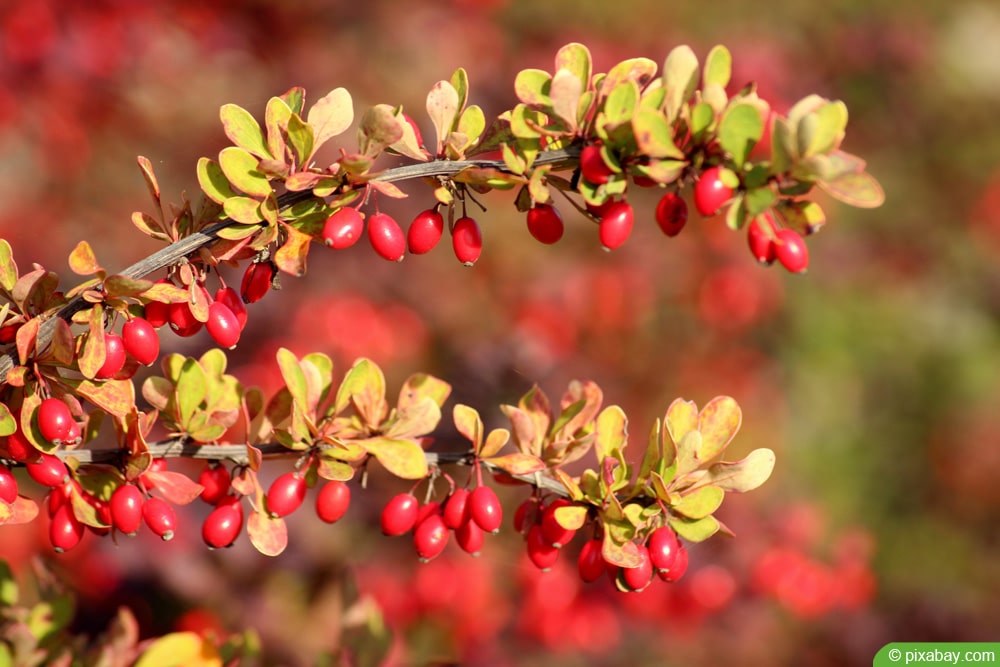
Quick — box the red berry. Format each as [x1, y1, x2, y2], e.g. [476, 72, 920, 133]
[655, 192, 688, 237]
[367, 212, 406, 262]
[3, 428, 35, 462]
[205, 301, 241, 349]
[598, 201, 634, 250]
[456, 518, 485, 556]
[452, 216, 482, 266]
[658, 543, 689, 583]
[47, 480, 76, 516]
[266, 472, 307, 518]
[142, 497, 177, 540]
[540, 498, 577, 548]
[241, 260, 277, 304]
[442, 488, 471, 530]
[203, 496, 244, 548]
[774, 228, 809, 273]
[95, 332, 127, 379]
[621, 544, 654, 591]
[513, 497, 534, 534]
[198, 463, 231, 505]
[168, 302, 202, 337]
[580, 144, 613, 185]
[122, 317, 160, 365]
[694, 166, 735, 217]
[526, 204, 564, 245]
[0, 464, 18, 504]
[469, 485, 502, 534]
[415, 501, 441, 526]
[0, 323, 22, 344]
[526, 524, 559, 571]
[215, 286, 248, 331]
[414, 513, 449, 562]
[85, 493, 112, 532]
[648, 527, 682, 573]
[407, 208, 445, 254]
[110, 484, 145, 535]
[322, 207, 365, 249]
[50, 503, 84, 553]
[37, 398, 75, 444]
[144, 300, 170, 328]
[748, 214, 778, 265]
[381, 493, 419, 536]
[578, 538, 607, 583]
[315, 480, 350, 524]
[27, 452, 68, 487]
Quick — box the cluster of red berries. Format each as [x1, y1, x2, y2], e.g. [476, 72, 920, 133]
[515, 496, 689, 592]
[322, 206, 484, 267]
[380, 485, 503, 562]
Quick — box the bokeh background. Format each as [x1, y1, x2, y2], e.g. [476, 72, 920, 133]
[2, 0, 1000, 665]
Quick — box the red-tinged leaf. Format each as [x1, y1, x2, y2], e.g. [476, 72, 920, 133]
[479, 428, 510, 458]
[247, 511, 288, 557]
[558, 380, 603, 437]
[697, 396, 742, 462]
[139, 281, 189, 303]
[368, 179, 409, 199]
[131, 211, 169, 241]
[501, 405, 540, 457]
[230, 466, 258, 497]
[359, 104, 403, 158]
[600, 57, 658, 99]
[0, 496, 39, 526]
[68, 240, 101, 276]
[384, 397, 441, 440]
[594, 405, 628, 464]
[521, 385, 552, 437]
[453, 404, 483, 450]
[78, 305, 106, 380]
[48, 318, 75, 366]
[145, 471, 204, 505]
[274, 224, 311, 278]
[397, 373, 452, 413]
[362, 437, 428, 480]
[265, 96, 292, 161]
[16, 317, 40, 365]
[704, 448, 776, 493]
[70, 489, 104, 528]
[70, 378, 135, 418]
[307, 87, 353, 151]
[483, 452, 545, 476]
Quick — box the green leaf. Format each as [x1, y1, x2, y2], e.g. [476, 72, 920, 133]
[744, 185, 777, 217]
[0, 560, 17, 605]
[778, 199, 827, 234]
[690, 102, 716, 138]
[703, 45, 732, 88]
[514, 68, 551, 108]
[601, 80, 639, 127]
[197, 157, 238, 204]
[770, 116, 797, 175]
[286, 113, 315, 166]
[663, 45, 700, 121]
[704, 447, 776, 492]
[450, 67, 470, 114]
[0, 239, 16, 291]
[632, 108, 684, 159]
[426, 80, 460, 153]
[218, 147, 271, 198]
[600, 57, 657, 99]
[554, 42, 592, 90]
[818, 170, 885, 208]
[334, 358, 387, 426]
[363, 437, 428, 480]
[718, 102, 764, 167]
[668, 514, 720, 543]
[638, 418, 663, 483]
[265, 96, 292, 160]
[220, 103, 271, 159]
[594, 405, 628, 464]
[222, 197, 264, 225]
[176, 358, 208, 427]
[307, 87, 353, 152]
[798, 100, 848, 158]
[483, 452, 545, 475]
[0, 403, 15, 438]
[276, 348, 309, 414]
[672, 485, 724, 519]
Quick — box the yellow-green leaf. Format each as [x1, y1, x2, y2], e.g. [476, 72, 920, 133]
[483, 452, 545, 476]
[697, 396, 742, 462]
[705, 448, 776, 493]
[553, 504, 588, 530]
[220, 103, 271, 159]
[197, 157, 238, 204]
[668, 514, 720, 543]
[135, 632, 222, 667]
[218, 147, 271, 198]
[703, 44, 732, 89]
[453, 404, 483, 450]
[663, 45, 700, 122]
[68, 240, 101, 276]
[0, 239, 17, 291]
[594, 405, 628, 464]
[363, 437, 428, 480]
[479, 427, 510, 458]
[671, 485, 724, 519]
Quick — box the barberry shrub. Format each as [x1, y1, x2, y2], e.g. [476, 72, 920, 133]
[0, 41, 881, 663]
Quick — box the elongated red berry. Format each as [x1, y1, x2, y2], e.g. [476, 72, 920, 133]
[168, 302, 202, 337]
[215, 286, 248, 331]
[598, 201, 634, 250]
[241, 260, 277, 304]
[748, 214, 778, 265]
[580, 144, 613, 185]
[110, 484, 145, 535]
[3, 428, 35, 462]
[648, 527, 682, 573]
[0, 464, 18, 504]
[142, 497, 176, 540]
[655, 192, 688, 237]
[198, 463, 231, 505]
[203, 496, 244, 548]
[322, 207, 365, 249]
[143, 280, 173, 327]
[414, 514, 449, 562]
[368, 213, 406, 262]
[95, 333, 127, 379]
[206, 301, 241, 349]
[266, 472, 307, 518]
[774, 228, 809, 273]
[27, 452, 68, 487]
[526, 204, 564, 245]
[452, 216, 482, 266]
[316, 481, 351, 524]
[381, 493, 419, 536]
[122, 317, 160, 365]
[694, 166, 735, 217]
[513, 497, 534, 534]
[540, 498, 576, 548]
[407, 208, 445, 254]
[37, 398, 74, 444]
[657, 543, 689, 582]
[526, 524, 559, 571]
[456, 518, 485, 556]
[442, 488, 471, 530]
[622, 544, 654, 591]
[578, 538, 607, 583]
[469, 485, 502, 534]
[50, 503, 84, 553]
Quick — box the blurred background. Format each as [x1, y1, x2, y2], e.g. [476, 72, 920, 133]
[2, 0, 999, 665]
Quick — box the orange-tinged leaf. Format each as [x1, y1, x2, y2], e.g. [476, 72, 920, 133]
[70, 378, 135, 418]
[274, 224, 312, 277]
[307, 87, 354, 151]
[483, 452, 545, 476]
[397, 373, 451, 412]
[362, 437, 428, 480]
[0, 496, 39, 525]
[48, 318, 75, 366]
[594, 405, 627, 464]
[68, 240, 101, 276]
[697, 396, 741, 462]
[78, 305, 106, 380]
[501, 405, 540, 457]
[383, 397, 441, 440]
[453, 404, 483, 449]
[135, 632, 222, 667]
[553, 469, 584, 500]
[248, 510, 288, 557]
[145, 471, 204, 505]
[665, 398, 699, 448]
[553, 504, 588, 530]
[818, 170, 885, 208]
[136, 155, 161, 206]
[601, 531, 642, 568]
[479, 428, 510, 458]
[15, 317, 38, 364]
[334, 358, 387, 427]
